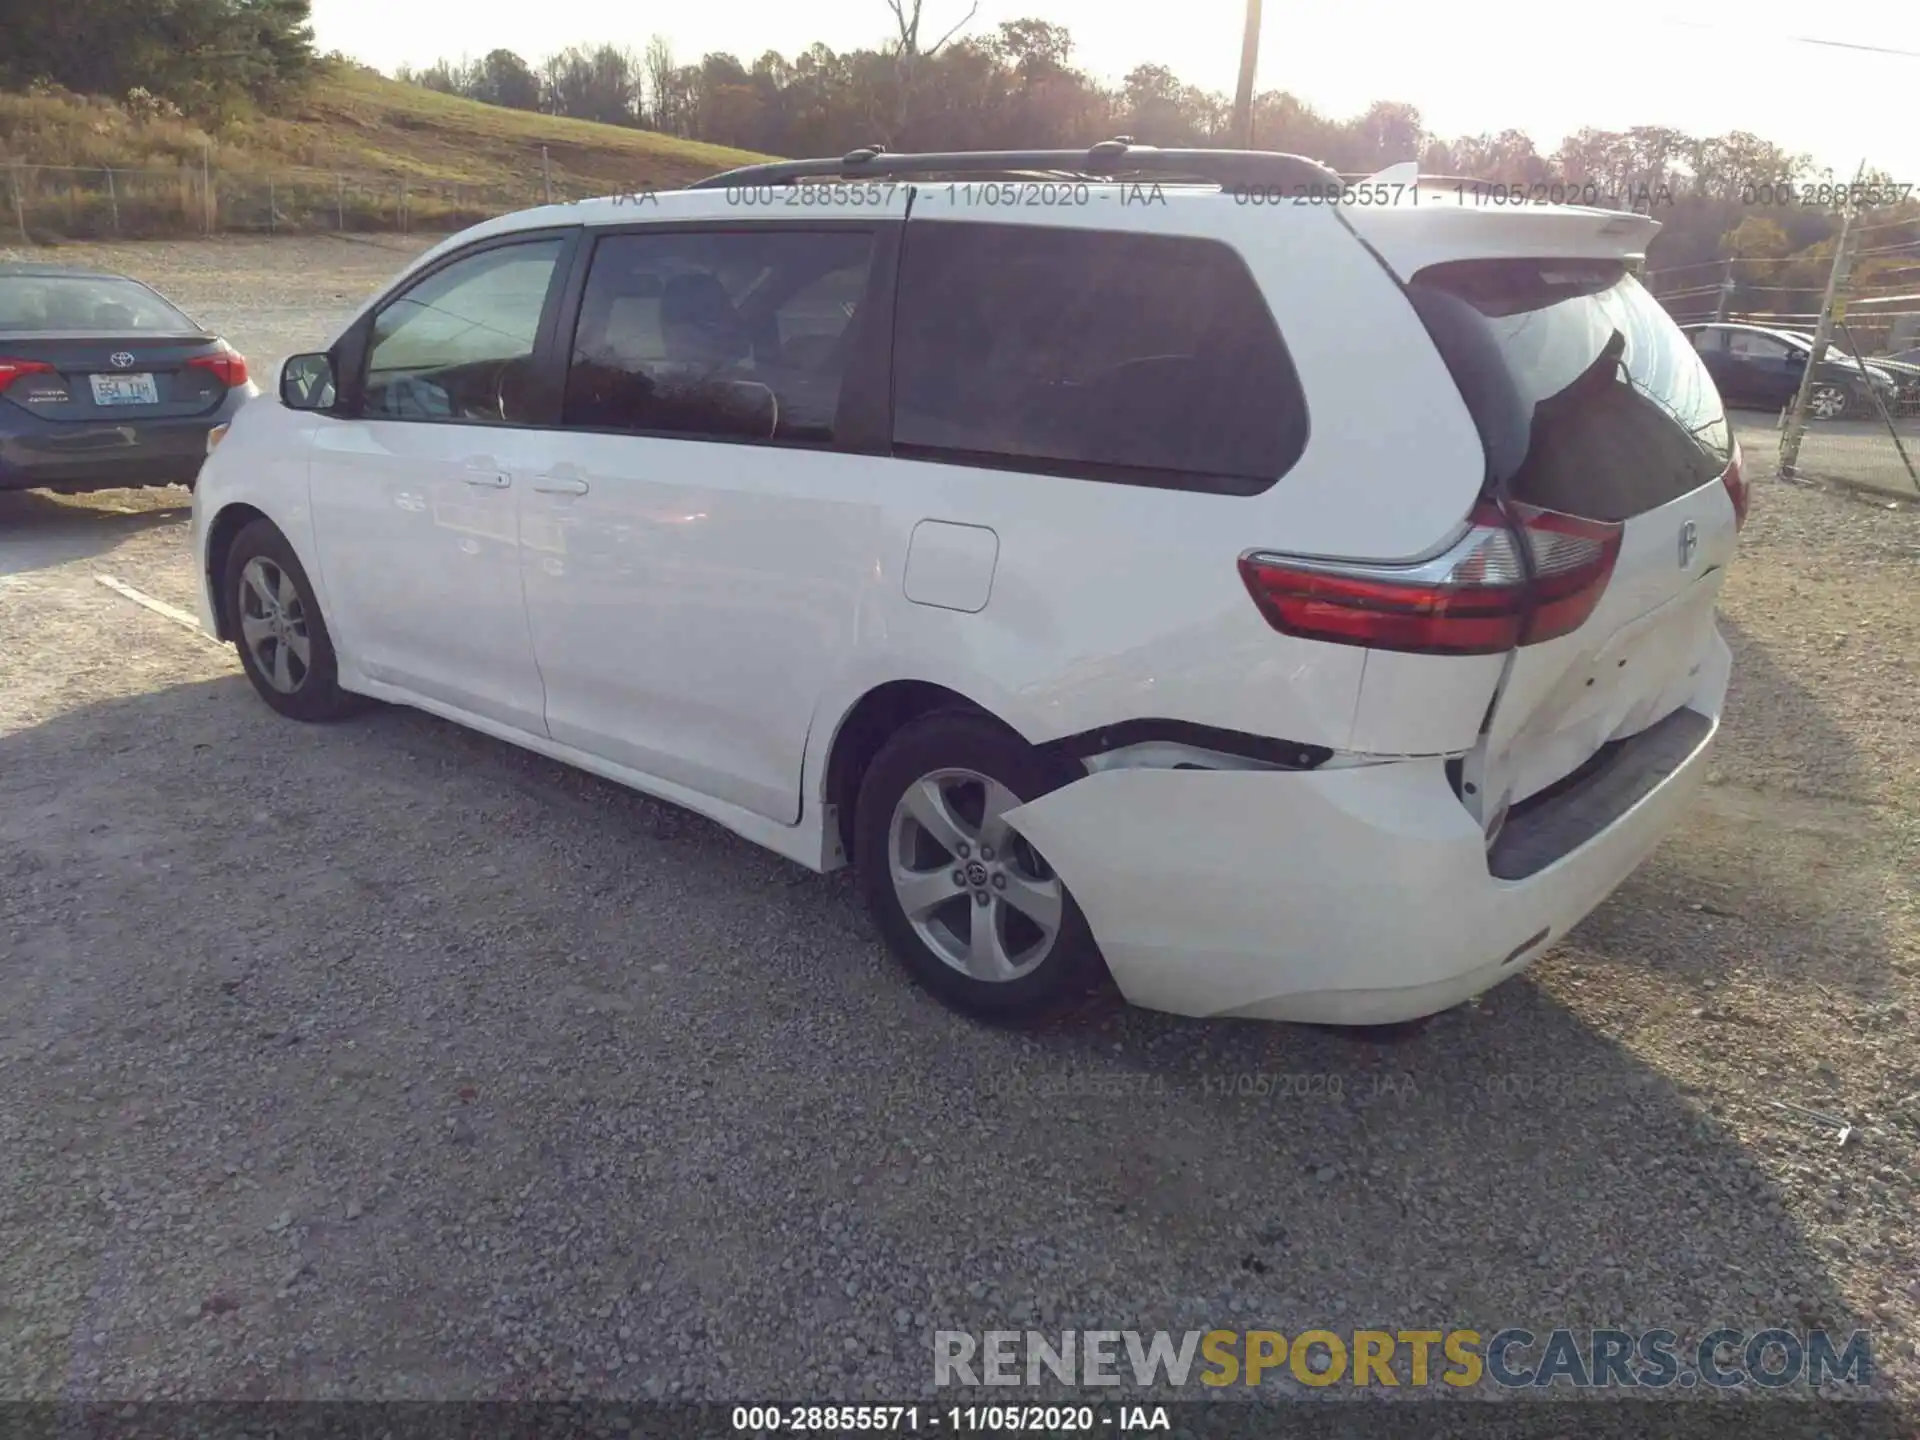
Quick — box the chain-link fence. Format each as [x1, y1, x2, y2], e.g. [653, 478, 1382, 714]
[1649, 219, 1920, 499]
[3, 162, 571, 243]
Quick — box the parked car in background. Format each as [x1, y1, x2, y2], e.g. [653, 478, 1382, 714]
[192, 146, 1743, 1028]
[1681, 322, 1895, 420]
[1780, 332, 1919, 418]
[0, 263, 255, 495]
[1858, 353, 1920, 417]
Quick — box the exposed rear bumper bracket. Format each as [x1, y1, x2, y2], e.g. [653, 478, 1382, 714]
[1039, 718, 1332, 771]
[1487, 706, 1714, 881]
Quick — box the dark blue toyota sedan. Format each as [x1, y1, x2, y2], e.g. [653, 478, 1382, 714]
[0, 262, 257, 494]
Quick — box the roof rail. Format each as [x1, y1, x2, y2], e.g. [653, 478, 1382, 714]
[689, 139, 1342, 192]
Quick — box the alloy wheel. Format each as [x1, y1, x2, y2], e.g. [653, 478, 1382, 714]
[886, 767, 1064, 982]
[238, 556, 312, 694]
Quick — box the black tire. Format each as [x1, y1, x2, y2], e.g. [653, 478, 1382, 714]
[223, 518, 363, 722]
[854, 711, 1105, 1025]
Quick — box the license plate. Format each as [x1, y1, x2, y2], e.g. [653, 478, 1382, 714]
[89, 373, 159, 406]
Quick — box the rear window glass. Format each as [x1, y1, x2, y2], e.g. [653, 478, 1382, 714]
[892, 223, 1308, 495]
[1407, 260, 1730, 521]
[0, 275, 197, 333]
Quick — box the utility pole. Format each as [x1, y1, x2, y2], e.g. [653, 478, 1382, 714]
[1780, 167, 1864, 479]
[542, 146, 553, 205]
[9, 165, 27, 245]
[1713, 257, 1735, 322]
[1230, 0, 1263, 148]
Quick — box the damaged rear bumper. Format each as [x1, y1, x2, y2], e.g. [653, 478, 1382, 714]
[1003, 643, 1727, 1025]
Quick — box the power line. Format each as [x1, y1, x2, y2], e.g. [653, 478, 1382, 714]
[1647, 254, 1840, 277]
[1656, 16, 1920, 57]
[1793, 34, 1920, 58]
[1655, 257, 1802, 275]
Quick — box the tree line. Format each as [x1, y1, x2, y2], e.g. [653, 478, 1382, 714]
[2, 0, 1911, 307]
[396, 21, 1916, 287]
[402, 28, 1812, 192]
[0, 0, 318, 116]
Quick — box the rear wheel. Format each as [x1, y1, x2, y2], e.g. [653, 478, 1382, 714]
[1808, 383, 1851, 421]
[854, 713, 1104, 1024]
[224, 519, 362, 722]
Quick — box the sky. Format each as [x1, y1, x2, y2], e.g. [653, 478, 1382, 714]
[309, 0, 1917, 180]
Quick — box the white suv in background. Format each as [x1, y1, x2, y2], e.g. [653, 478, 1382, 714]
[191, 143, 1746, 1027]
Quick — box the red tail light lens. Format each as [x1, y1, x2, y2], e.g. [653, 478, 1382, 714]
[1239, 502, 1622, 656]
[1722, 442, 1748, 531]
[0, 358, 57, 394]
[187, 350, 249, 388]
[1518, 509, 1627, 643]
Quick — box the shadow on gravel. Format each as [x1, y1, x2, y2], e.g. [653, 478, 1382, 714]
[1716, 613, 1875, 804]
[0, 676, 1880, 1400]
[0, 487, 191, 577]
[1567, 611, 1904, 1003]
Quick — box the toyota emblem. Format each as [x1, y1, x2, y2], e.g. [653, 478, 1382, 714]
[1677, 519, 1699, 569]
[110, 352, 136, 369]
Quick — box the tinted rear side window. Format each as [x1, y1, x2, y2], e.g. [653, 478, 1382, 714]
[1408, 259, 1731, 522]
[891, 223, 1307, 495]
[563, 229, 876, 445]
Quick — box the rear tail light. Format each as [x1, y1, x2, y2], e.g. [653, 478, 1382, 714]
[0, 358, 57, 394]
[1239, 502, 1622, 656]
[187, 349, 249, 388]
[1722, 442, 1749, 530]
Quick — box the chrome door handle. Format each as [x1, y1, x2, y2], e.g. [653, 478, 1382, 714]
[463, 471, 511, 488]
[532, 476, 590, 496]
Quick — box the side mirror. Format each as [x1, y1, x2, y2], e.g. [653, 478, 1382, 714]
[281, 352, 337, 411]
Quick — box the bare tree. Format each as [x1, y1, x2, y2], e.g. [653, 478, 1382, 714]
[643, 35, 682, 135]
[880, 0, 978, 142]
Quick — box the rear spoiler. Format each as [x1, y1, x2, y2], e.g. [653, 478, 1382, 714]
[1338, 161, 1662, 282]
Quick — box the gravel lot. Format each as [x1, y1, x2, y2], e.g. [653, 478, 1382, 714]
[1786, 416, 1920, 502]
[2, 237, 1917, 1405]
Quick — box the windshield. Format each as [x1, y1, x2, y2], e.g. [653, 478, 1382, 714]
[0, 274, 198, 333]
[1788, 333, 1862, 360]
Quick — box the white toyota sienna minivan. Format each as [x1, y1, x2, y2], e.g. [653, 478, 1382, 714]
[192, 143, 1744, 1027]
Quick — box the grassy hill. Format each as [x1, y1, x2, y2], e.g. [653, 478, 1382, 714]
[0, 65, 774, 238]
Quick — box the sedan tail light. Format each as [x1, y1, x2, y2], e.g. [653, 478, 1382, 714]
[1722, 441, 1749, 531]
[187, 350, 249, 388]
[1239, 502, 1623, 656]
[0, 358, 57, 394]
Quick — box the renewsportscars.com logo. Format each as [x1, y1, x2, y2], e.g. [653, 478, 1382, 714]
[934, 1328, 1874, 1391]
